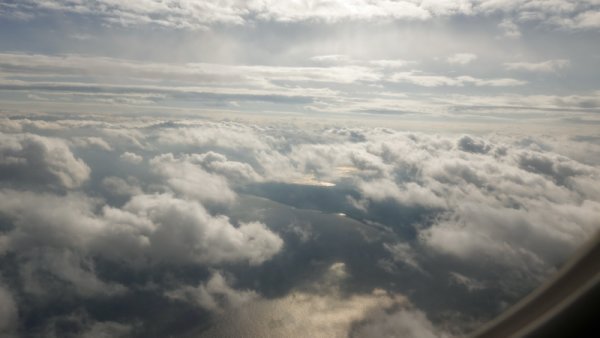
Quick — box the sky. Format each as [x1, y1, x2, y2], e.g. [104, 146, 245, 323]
[0, 0, 599, 126]
[0, 1, 600, 338]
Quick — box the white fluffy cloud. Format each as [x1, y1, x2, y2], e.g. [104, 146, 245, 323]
[150, 153, 237, 205]
[0, 132, 90, 189]
[119, 151, 143, 164]
[105, 193, 284, 266]
[0, 189, 283, 267]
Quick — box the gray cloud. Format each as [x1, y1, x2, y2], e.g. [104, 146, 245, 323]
[0, 132, 90, 189]
[350, 304, 445, 338]
[504, 59, 571, 73]
[1, 52, 598, 118]
[165, 271, 258, 313]
[119, 152, 143, 164]
[4, 0, 600, 31]
[101, 176, 143, 198]
[70, 137, 113, 151]
[39, 310, 133, 338]
[446, 53, 478, 65]
[0, 282, 18, 336]
[457, 135, 491, 154]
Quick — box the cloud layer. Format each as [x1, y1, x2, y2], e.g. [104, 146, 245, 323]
[0, 115, 598, 336]
[4, 0, 600, 30]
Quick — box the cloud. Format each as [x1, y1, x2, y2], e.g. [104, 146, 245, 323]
[383, 242, 422, 271]
[39, 310, 133, 338]
[388, 72, 526, 87]
[197, 262, 445, 338]
[119, 151, 143, 164]
[505, 59, 570, 73]
[102, 193, 284, 266]
[101, 176, 143, 197]
[1, 52, 597, 118]
[149, 153, 237, 206]
[0, 132, 90, 189]
[449, 272, 486, 292]
[309, 54, 353, 65]
[248, 126, 600, 284]
[0, 115, 599, 336]
[498, 19, 521, 38]
[177, 152, 262, 183]
[19, 248, 127, 297]
[4, 0, 600, 32]
[350, 305, 446, 338]
[0, 283, 18, 335]
[457, 135, 491, 154]
[0, 52, 378, 87]
[568, 10, 600, 29]
[165, 271, 257, 313]
[446, 53, 478, 65]
[0, 188, 283, 294]
[70, 137, 113, 151]
[155, 122, 274, 152]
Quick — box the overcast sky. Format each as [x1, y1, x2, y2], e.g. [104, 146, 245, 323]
[0, 0, 599, 125]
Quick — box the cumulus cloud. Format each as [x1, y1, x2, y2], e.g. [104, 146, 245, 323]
[150, 153, 237, 205]
[19, 248, 127, 297]
[253, 126, 600, 284]
[0, 132, 90, 189]
[0, 115, 599, 336]
[179, 152, 262, 183]
[0, 188, 283, 302]
[105, 193, 284, 266]
[165, 271, 257, 312]
[0, 188, 282, 267]
[457, 135, 491, 154]
[119, 151, 143, 164]
[101, 176, 143, 197]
